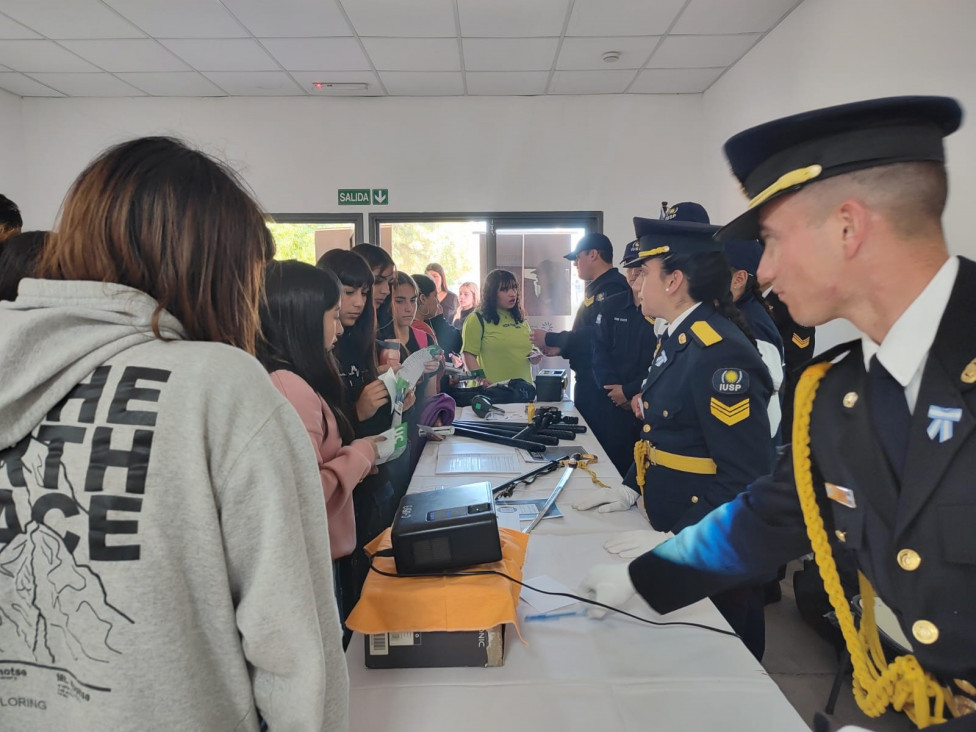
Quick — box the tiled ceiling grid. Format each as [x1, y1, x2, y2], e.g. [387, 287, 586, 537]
[0, 0, 803, 98]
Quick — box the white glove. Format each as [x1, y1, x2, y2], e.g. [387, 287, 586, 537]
[603, 530, 659, 559]
[579, 563, 636, 619]
[572, 484, 638, 513]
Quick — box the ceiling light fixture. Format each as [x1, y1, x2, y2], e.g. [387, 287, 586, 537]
[313, 82, 369, 91]
[602, 51, 621, 64]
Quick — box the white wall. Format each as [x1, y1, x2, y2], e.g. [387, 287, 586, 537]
[701, 0, 976, 350]
[0, 89, 24, 217]
[19, 94, 702, 248]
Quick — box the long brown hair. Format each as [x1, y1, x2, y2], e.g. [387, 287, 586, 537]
[39, 136, 273, 354]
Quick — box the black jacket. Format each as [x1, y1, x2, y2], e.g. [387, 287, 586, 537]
[631, 257, 976, 688]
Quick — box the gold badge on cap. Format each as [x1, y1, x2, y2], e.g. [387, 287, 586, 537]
[962, 358, 976, 384]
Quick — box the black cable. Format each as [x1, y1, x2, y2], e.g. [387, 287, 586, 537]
[367, 550, 740, 640]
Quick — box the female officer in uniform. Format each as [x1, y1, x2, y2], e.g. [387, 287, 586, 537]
[574, 217, 775, 659]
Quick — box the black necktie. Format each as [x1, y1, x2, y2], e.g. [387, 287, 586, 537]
[867, 355, 911, 476]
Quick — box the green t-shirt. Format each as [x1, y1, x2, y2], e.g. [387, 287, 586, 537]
[461, 309, 533, 383]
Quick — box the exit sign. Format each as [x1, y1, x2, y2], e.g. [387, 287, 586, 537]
[338, 188, 389, 205]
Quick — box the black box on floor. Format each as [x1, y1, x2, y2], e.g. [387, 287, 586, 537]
[364, 625, 505, 668]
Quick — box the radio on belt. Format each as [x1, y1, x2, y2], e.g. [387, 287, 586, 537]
[391, 483, 502, 574]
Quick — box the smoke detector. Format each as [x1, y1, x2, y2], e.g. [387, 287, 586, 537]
[602, 51, 621, 64]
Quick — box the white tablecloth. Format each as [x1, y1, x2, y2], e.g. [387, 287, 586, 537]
[346, 401, 807, 731]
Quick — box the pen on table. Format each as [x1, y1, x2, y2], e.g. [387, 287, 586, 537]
[524, 610, 587, 622]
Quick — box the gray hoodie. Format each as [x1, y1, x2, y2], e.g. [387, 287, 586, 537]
[0, 279, 348, 731]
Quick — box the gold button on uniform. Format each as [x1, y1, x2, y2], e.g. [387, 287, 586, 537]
[662, 409, 669, 417]
[643, 401, 649, 409]
[678, 333, 687, 345]
[843, 392, 858, 408]
[691, 496, 699, 503]
[912, 620, 939, 645]
[835, 530, 847, 543]
[897, 549, 921, 571]
[643, 424, 651, 433]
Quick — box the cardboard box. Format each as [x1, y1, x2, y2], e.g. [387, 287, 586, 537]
[364, 625, 505, 669]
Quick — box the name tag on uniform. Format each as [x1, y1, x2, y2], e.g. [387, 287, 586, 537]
[825, 482, 856, 508]
[654, 350, 667, 367]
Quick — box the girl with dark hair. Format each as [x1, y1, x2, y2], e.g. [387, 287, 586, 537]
[0, 230, 47, 300]
[257, 260, 380, 569]
[352, 243, 395, 331]
[573, 219, 774, 662]
[425, 261, 459, 323]
[461, 268, 539, 384]
[1, 136, 347, 729]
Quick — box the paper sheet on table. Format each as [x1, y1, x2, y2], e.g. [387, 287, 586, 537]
[435, 452, 522, 475]
[438, 440, 514, 456]
[495, 505, 521, 531]
[520, 575, 578, 613]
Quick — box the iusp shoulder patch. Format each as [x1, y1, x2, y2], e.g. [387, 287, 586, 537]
[712, 368, 749, 394]
[690, 320, 722, 347]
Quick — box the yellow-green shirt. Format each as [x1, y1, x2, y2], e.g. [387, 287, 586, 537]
[461, 309, 533, 383]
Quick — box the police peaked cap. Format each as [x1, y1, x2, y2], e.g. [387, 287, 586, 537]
[625, 218, 722, 268]
[716, 95, 962, 240]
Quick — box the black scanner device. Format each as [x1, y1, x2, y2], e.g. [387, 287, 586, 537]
[391, 483, 503, 574]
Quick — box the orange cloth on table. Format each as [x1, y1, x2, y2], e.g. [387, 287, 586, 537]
[345, 527, 528, 635]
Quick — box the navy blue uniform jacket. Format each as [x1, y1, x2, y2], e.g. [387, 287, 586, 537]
[591, 289, 657, 401]
[628, 303, 774, 534]
[631, 257, 976, 688]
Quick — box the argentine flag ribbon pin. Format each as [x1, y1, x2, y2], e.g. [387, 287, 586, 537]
[926, 405, 962, 443]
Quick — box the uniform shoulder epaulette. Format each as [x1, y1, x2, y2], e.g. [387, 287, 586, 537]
[690, 320, 722, 347]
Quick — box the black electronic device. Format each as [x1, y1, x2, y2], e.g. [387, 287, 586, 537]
[391, 483, 502, 574]
[534, 368, 567, 402]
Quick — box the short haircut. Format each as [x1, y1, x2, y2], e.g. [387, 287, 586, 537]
[412, 273, 436, 297]
[595, 249, 613, 264]
[801, 161, 947, 239]
[39, 137, 271, 354]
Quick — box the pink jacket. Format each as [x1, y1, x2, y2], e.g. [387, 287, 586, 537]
[270, 370, 375, 559]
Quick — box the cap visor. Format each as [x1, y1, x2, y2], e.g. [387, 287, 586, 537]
[715, 207, 761, 242]
[563, 252, 578, 261]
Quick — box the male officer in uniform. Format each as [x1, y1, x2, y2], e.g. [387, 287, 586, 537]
[581, 96, 976, 727]
[591, 238, 657, 476]
[530, 232, 629, 430]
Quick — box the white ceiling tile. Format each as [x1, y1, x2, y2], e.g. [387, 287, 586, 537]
[102, 0, 247, 38]
[458, 0, 570, 38]
[115, 71, 226, 96]
[59, 40, 190, 72]
[362, 38, 459, 72]
[378, 71, 463, 96]
[557, 36, 659, 70]
[220, 0, 351, 37]
[0, 41, 99, 72]
[342, 0, 456, 38]
[0, 0, 143, 39]
[630, 67, 724, 93]
[0, 72, 64, 96]
[161, 39, 280, 71]
[648, 34, 760, 68]
[0, 13, 41, 39]
[28, 72, 145, 96]
[466, 71, 548, 96]
[263, 37, 370, 71]
[462, 38, 557, 72]
[566, 0, 685, 37]
[548, 69, 635, 95]
[201, 71, 305, 95]
[673, 0, 801, 35]
[290, 70, 382, 95]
